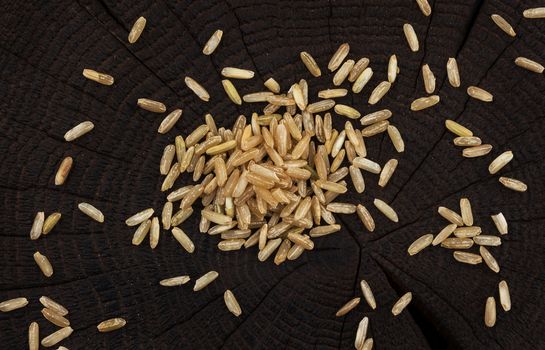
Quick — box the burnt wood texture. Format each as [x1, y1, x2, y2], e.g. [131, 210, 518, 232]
[1, 0, 545, 349]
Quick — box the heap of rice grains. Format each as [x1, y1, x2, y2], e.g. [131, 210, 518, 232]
[8, 1, 541, 348]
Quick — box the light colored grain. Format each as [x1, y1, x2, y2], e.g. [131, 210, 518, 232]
[336, 297, 360, 317]
[359, 280, 376, 309]
[34, 251, 53, 277]
[158, 109, 182, 134]
[499, 176, 527, 192]
[334, 104, 360, 119]
[29, 321, 39, 350]
[39, 296, 68, 316]
[222, 80, 242, 105]
[491, 14, 516, 36]
[421, 64, 435, 93]
[355, 316, 369, 349]
[131, 219, 151, 245]
[30, 211, 45, 240]
[387, 125, 405, 153]
[326, 202, 356, 214]
[362, 338, 374, 350]
[264, 77, 281, 93]
[446, 58, 461, 87]
[410, 95, 440, 111]
[403, 24, 419, 52]
[333, 59, 355, 86]
[315, 179, 347, 193]
[438, 206, 464, 225]
[159, 275, 190, 286]
[441, 237, 474, 249]
[392, 292, 412, 316]
[0, 297, 28, 312]
[42, 308, 70, 327]
[352, 67, 373, 93]
[515, 57, 544, 73]
[185, 76, 210, 102]
[206, 140, 237, 156]
[356, 205, 375, 232]
[160, 144, 175, 175]
[309, 224, 341, 237]
[453, 136, 481, 146]
[267, 95, 295, 106]
[453, 251, 482, 264]
[149, 217, 160, 249]
[274, 238, 291, 265]
[328, 43, 350, 72]
[387, 54, 398, 83]
[408, 234, 433, 255]
[243, 91, 274, 103]
[348, 58, 370, 82]
[186, 125, 210, 147]
[224, 290, 242, 316]
[41, 327, 73, 347]
[498, 280, 511, 311]
[162, 202, 172, 230]
[78, 202, 104, 222]
[167, 185, 193, 202]
[300, 51, 321, 77]
[258, 238, 282, 261]
[172, 227, 195, 253]
[125, 208, 154, 227]
[373, 198, 398, 222]
[491, 213, 508, 235]
[202, 29, 223, 55]
[353, 157, 381, 174]
[291, 83, 306, 110]
[460, 198, 473, 226]
[194, 270, 219, 291]
[463, 144, 493, 158]
[485, 297, 496, 327]
[221, 67, 255, 79]
[82, 69, 114, 85]
[349, 165, 365, 193]
[379, 159, 398, 187]
[307, 99, 336, 114]
[64, 121, 94, 141]
[467, 86, 493, 102]
[218, 239, 245, 251]
[97, 318, 126, 332]
[361, 109, 392, 126]
[318, 88, 348, 99]
[416, 0, 431, 16]
[432, 223, 457, 246]
[137, 98, 166, 113]
[488, 151, 513, 174]
[128, 16, 146, 43]
[368, 81, 391, 105]
[171, 207, 194, 227]
[453, 226, 481, 238]
[445, 119, 473, 137]
[523, 7, 545, 18]
[55, 156, 73, 186]
[473, 235, 501, 246]
[480, 246, 500, 273]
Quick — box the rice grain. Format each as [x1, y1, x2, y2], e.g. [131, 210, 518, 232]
[408, 234, 433, 255]
[202, 29, 223, 55]
[387, 125, 405, 152]
[355, 317, 369, 349]
[150, 217, 160, 249]
[335, 297, 360, 317]
[460, 198, 473, 226]
[446, 58, 461, 87]
[473, 235, 501, 246]
[467, 86, 493, 102]
[264, 78, 281, 93]
[453, 136, 481, 146]
[42, 308, 70, 327]
[445, 120, 473, 137]
[462, 144, 493, 158]
[484, 297, 496, 327]
[410, 95, 440, 111]
[41, 327, 73, 347]
[300, 51, 321, 77]
[515, 57, 544, 73]
[0, 297, 28, 312]
[353, 157, 381, 174]
[333, 59, 355, 86]
[523, 7, 545, 19]
[403, 24, 419, 52]
[258, 238, 282, 261]
[488, 151, 513, 174]
[352, 67, 373, 93]
[160, 275, 190, 286]
[499, 177, 527, 192]
[194, 271, 219, 291]
[158, 109, 182, 134]
[222, 80, 242, 105]
[82, 69, 114, 85]
[356, 205, 375, 232]
[126, 208, 154, 227]
[438, 206, 464, 226]
[334, 104, 360, 119]
[491, 14, 516, 37]
[348, 58, 370, 82]
[137, 98, 166, 113]
[30, 211, 45, 240]
[421, 64, 435, 93]
[498, 280, 511, 311]
[328, 43, 350, 72]
[64, 121, 94, 141]
[453, 251, 482, 264]
[221, 67, 255, 79]
[185, 76, 210, 102]
[480, 246, 500, 273]
[34, 251, 53, 277]
[54, 156, 73, 186]
[373, 198, 398, 222]
[392, 292, 412, 316]
[224, 290, 242, 316]
[309, 224, 341, 237]
[172, 227, 195, 253]
[318, 89, 348, 99]
[378, 159, 398, 187]
[441, 237, 474, 249]
[491, 213, 508, 235]
[453, 226, 481, 238]
[416, 0, 432, 16]
[432, 223, 457, 246]
[368, 81, 391, 105]
[29, 322, 39, 350]
[128, 16, 146, 43]
[132, 219, 151, 245]
[97, 318, 126, 332]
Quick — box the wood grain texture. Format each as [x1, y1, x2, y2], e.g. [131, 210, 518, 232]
[1, 0, 544, 349]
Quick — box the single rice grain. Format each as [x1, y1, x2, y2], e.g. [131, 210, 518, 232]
[0, 297, 28, 312]
[446, 58, 461, 87]
[160, 275, 190, 286]
[498, 280, 511, 311]
[55, 156, 73, 185]
[328, 43, 350, 72]
[202, 29, 223, 55]
[64, 121, 94, 141]
[403, 24, 419, 52]
[224, 290, 242, 316]
[128, 16, 146, 43]
[335, 297, 360, 317]
[137, 98, 166, 113]
[491, 213, 508, 235]
[97, 318, 126, 332]
[194, 271, 219, 291]
[499, 177, 527, 192]
[82, 69, 114, 85]
[408, 234, 433, 255]
[467, 86, 493, 102]
[30, 211, 45, 240]
[515, 57, 544, 73]
[374, 198, 398, 222]
[485, 297, 496, 327]
[392, 292, 412, 316]
[185, 76, 210, 102]
[491, 14, 516, 37]
[41, 327, 73, 347]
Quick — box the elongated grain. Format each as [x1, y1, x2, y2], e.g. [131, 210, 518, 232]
[453, 136, 481, 146]
[473, 235, 501, 246]
[515, 57, 544, 73]
[353, 157, 381, 174]
[453, 251, 482, 264]
[432, 223, 457, 246]
[488, 151, 513, 174]
[30, 211, 45, 240]
[78, 202, 104, 222]
[126, 208, 154, 227]
[41, 327, 73, 347]
[334, 104, 360, 119]
[82, 69, 114, 85]
[410, 95, 440, 111]
[34, 251, 53, 277]
[309, 224, 341, 237]
[387, 125, 405, 153]
[39, 296, 68, 316]
[203, 29, 223, 55]
[55, 156, 73, 185]
[318, 89, 348, 99]
[42, 308, 70, 327]
[258, 238, 282, 261]
[408, 234, 433, 255]
[185, 76, 210, 102]
[336, 297, 360, 317]
[392, 292, 412, 316]
[378, 159, 397, 187]
[438, 206, 464, 225]
[333, 59, 354, 86]
[132, 220, 151, 245]
[453, 226, 481, 238]
[0, 297, 28, 312]
[149, 217, 160, 249]
[137, 98, 166, 113]
[172, 227, 195, 253]
[403, 24, 419, 52]
[348, 57, 370, 82]
[463, 144, 493, 158]
[128, 16, 146, 43]
[352, 67, 373, 93]
[368, 81, 391, 105]
[485, 297, 496, 327]
[416, 0, 431, 16]
[356, 205, 375, 232]
[467, 86, 493, 102]
[421, 64, 435, 93]
[300, 51, 321, 77]
[64, 121, 94, 141]
[491, 213, 508, 235]
[158, 109, 182, 134]
[441, 237, 474, 249]
[374, 198, 398, 222]
[97, 318, 126, 332]
[445, 120, 473, 137]
[499, 280, 511, 311]
[328, 43, 350, 72]
[460, 198, 473, 226]
[349, 165, 365, 193]
[194, 271, 219, 291]
[387, 54, 397, 83]
[499, 176, 527, 192]
[160, 275, 190, 287]
[355, 317, 369, 349]
[491, 14, 516, 36]
[222, 80, 242, 105]
[523, 7, 545, 19]
[29, 321, 39, 350]
[264, 77, 281, 93]
[224, 290, 242, 316]
[360, 280, 376, 309]
[480, 246, 500, 273]
[446, 58, 461, 87]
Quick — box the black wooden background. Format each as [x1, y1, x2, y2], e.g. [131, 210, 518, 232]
[1, 0, 544, 349]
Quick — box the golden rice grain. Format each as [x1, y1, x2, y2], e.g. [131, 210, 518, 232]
[97, 318, 126, 332]
[224, 290, 242, 316]
[300, 51, 321, 77]
[318, 89, 348, 99]
[126, 208, 154, 227]
[441, 237, 474, 249]
[137, 98, 166, 113]
[64, 121, 94, 141]
[432, 223, 457, 246]
[499, 176, 527, 192]
[467, 86, 493, 102]
[498, 280, 511, 311]
[158, 109, 182, 134]
[0, 297, 28, 312]
[333, 59, 355, 86]
[128, 16, 146, 43]
[258, 238, 282, 261]
[353, 157, 381, 174]
[523, 7, 545, 19]
[387, 54, 398, 83]
[39, 296, 68, 316]
[334, 104, 360, 119]
[221, 67, 255, 79]
[194, 271, 219, 291]
[403, 24, 419, 52]
[392, 292, 412, 316]
[491, 14, 516, 37]
[185, 76, 210, 102]
[421, 64, 435, 93]
[78, 202, 104, 222]
[41, 326, 73, 347]
[326, 202, 356, 214]
[463, 144, 493, 158]
[387, 125, 405, 153]
[368, 81, 391, 105]
[349, 165, 365, 193]
[307, 100, 336, 114]
[410, 95, 440, 111]
[453, 251, 482, 264]
[484, 297, 496, 327]
[378, 159, 398, 187]
[362, 338, 374, 350]
[54, 156, 73, 186]
[221, 80, 242, 105]
[34, 251, 53, 277]
[274, 238, 291, 265]
[460, 198, 473, 226]
[172, 227, 195, 253]
[362, 120, 389, 137]
[309, 224, 341, 237]
[328, 43, 350, 72]
[243, 91, 274, 103]
[489, 151, 513, 174]
[416, 0, 432, 16]
[175, 135, 186, 164]
[30, 211, 45, 240]
[82, 69, 114, 85]
[202, 29, 223, 55]
[361, 109, 392, 126]
[453, 136, 481, 146]
[160, 275, 190, 286]
[356, 205, 375, 232]
[453, 226, 481, 238]
[28, 321, 39, 350]
[149, 217, 160, 249]
[42, 307, 70, 327]
[373, 198, 398, 222]
[218, 239, 245, 251]
[408, 234, 433, 255]
[335, 297, 360, 317]
[131, 219, 151, 245]
[359, 280, 376, 309]
[264, 77, 281, 93]
[480, 246, 500, 273]
[348, 58, 370, 82]
[515, 57, 544, 73]
[473, 235, 501, 246]
[445, 119, 473, 137]
[352, 67, 373, 93]
[491, 213, 508, 235]
[438, 206, 464, 226]
[354, 316, 369, 349]
[446, 58, 461, 87]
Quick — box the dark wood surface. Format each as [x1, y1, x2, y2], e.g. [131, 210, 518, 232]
[1, 0, 544, 349]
